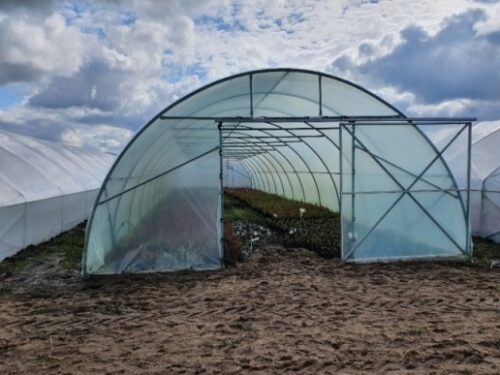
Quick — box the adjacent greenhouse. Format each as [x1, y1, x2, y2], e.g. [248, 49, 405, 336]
[84, 68, 474, 275]
[0, 130, 115, 261]
[430, 122, 500, 243]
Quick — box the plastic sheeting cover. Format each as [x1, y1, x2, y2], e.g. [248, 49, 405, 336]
[84, 68, 469, 274]
[428, 121, 500, 242]
[0, 130, 115, 260]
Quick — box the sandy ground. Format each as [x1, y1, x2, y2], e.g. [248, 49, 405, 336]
[0, 245, 499, 374]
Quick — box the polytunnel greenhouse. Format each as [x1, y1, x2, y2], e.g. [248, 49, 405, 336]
[84, 68, 475, 275]
[430, 122, 500, 243]
[0, 130, 115, 261]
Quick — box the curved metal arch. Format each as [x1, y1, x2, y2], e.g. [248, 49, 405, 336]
[238, 160, 255, 188]
[225, 159, 254, 188]
[254, 152, 290, 195]
[220, 109, 332, 206]
[243, 149, 279, 194]
[229, 150, 286, 196]
[224, 130, 297, 199]
[233, 148, 278, 193]
[178, 102, 342, 208]
[244, 143, 289, 197]
[93, 67, 456, 211]
[233, 156, 262, 189]
[223, 126, 306, 200]
[227, 106, 462, 216]
[225, 142, 274, 192]
[159, 100, 360, 210]
[251, 152, 286, 195]
[228, 124, 321, 204]
[238, 154, 297, 198]
[229, 156, 262, 190]
[94, 67, 403, 208]
[234, 122, 323, 205]
[212, 105, 344, 207]
[217, 111, 332, 203]
[238, 160, 258, 190]
[167, 70, 465, 222]
[268, 121, 340, 205]
[85, 68, 467, 274]
[243, 156, 271, 192]
[227, 143, 296, 198]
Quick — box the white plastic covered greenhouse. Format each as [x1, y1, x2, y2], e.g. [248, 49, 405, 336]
[430, 122, 500, 243]
[0, 130, 115, 261]
[84, 68, 475, 275]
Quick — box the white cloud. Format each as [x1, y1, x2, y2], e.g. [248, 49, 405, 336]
[0, 105, 133, 153]
[0, 0, 499, 152]
[330, 7, 500, 120]
[474, 0, 500, 35]
[0, 12, 93, 85]
[60, 124, 133, 152]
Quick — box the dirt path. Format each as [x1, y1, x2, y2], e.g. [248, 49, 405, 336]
[1, 246, 499, 374]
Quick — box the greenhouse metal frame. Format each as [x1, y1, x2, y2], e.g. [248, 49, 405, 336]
[83, 68, 475, 275]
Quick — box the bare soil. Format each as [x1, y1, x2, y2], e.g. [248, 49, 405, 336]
[1, 244, 499, 374]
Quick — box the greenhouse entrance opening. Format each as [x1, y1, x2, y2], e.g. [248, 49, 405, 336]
[83, 69, 476, 275]
[218, 116, 475, 263]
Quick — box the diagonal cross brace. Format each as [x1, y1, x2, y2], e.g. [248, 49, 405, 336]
[341, 124, 468, 260]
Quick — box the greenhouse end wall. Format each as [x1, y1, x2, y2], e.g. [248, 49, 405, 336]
[84, 68, 471, 275]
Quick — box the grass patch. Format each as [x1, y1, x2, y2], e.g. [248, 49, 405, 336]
[0, 223, 85, 275]
[225, 188, 340, 257]
[0, 244, 54, 275]
[223, 193, 267, 223]
[473, 237, 500, 265]
[225, 188, 334, 219]
[55, 226, 85, 269]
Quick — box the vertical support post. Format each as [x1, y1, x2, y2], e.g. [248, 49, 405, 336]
[318, 75, 323, 117]
[466, 121, 472, 256]
[218, 121, 225, 265]
[249, 74, 254, 118]
[339, 122, 344, 260]
[350, 120, 356, 247]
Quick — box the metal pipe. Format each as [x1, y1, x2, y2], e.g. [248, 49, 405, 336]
[252, 153, 286, 196]
[265, 122, 323, 205]
[98, 146, 220, 205]
[354, 145, 460, 200]
[222, 126, 340, 131]
[249, 74, 254, 117]
[239, 158, 264, 191]
[234, 143, 286, 196]
[222, 135, 325, 139]
[218, 122, 224, 264]
[351, 121, 356, 244]
[342, 188, 472, 194]
[160, 115, 475, 122]
[466, 122, 472, 256]
[226, 126, 306, 200]
[318, 75, 323, 116]
[342, 125, 466, 255]
[339, 123, 344, 259]
[243, 154, 273, 192]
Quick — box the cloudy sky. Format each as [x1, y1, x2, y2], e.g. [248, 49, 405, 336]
[0, 0, 498, 152]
